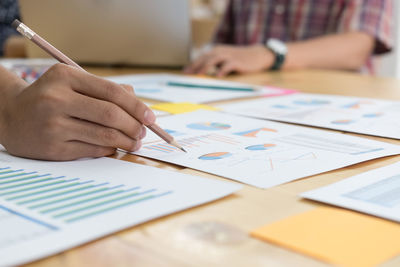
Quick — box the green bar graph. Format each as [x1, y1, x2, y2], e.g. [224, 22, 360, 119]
[0, 180, 69, 197]
[0, 169, 23, 176]
[0, 166, 172, 224]
[26, 184, 102, 208]
[0, 174, 45, 185]
[6, 180, 79, 201]
[0, 172, 35, 180]
[0, 178, 57, 191]
[65, 195, 157, 223]
[41, 189, 128, 214]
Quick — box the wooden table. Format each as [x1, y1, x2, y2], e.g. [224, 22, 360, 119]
[26, 69, 400, 267]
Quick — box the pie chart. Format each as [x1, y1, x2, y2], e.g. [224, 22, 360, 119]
[331, 119, 355, 125]
[246, 144, 276, 151]
[187, 122, 231, 131]
[199, 152, 232, 160]
[363, 113, 383, 118]
[293, 99, 330, 106]
[271, 104, 294, 109]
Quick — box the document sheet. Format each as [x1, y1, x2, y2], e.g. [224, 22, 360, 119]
[134, 110, 400, 188]
[0, 152, 240, 266]
[107, 73, 293, 103]
[219, 93, 400, 139]
[302, 162, 400, 223]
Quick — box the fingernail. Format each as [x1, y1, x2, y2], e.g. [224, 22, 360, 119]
[139, 126, 146, 139]
[134, 140, 142, 151]
[144, 109, 156, 125]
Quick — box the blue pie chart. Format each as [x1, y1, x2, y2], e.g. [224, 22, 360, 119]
[199, 152, 232, 160]
[246, 144, 276, 151]
[293, 99, 330, 106]
[187, 122, 231, 131]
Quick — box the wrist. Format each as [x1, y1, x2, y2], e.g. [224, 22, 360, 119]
[253, 44, 275, 71]
[0, 70, 27, 98]
[0, 72, 27, 145]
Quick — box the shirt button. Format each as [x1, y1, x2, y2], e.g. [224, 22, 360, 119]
[275, 4, 285, 14]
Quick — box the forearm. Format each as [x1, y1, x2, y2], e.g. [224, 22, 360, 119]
[283, 32, 374, 71]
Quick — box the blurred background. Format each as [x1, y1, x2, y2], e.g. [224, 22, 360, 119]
[191, 0, 399, 78]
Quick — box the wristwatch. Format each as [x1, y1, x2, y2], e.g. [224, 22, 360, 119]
[265, 38, 287, 70]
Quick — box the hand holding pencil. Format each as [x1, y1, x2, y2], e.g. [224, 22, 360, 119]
[0, 20, 185, 161]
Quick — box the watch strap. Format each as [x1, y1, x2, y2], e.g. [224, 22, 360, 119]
[270, 53, 285, 70]
[265, 38, 287, 71]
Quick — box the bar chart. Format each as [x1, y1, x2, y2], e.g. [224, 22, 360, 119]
[0, 166, 172, 224]
[0, 155, 239, 266]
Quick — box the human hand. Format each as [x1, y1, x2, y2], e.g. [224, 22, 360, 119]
[185, 44, 274, 77]
[0, 64, 155, 161]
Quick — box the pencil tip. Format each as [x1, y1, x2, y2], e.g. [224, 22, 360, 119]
[169, 140, 187, 153]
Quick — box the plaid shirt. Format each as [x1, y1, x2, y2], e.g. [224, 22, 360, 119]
[0, 0, 20, 56]
[214, 0, 393, 72]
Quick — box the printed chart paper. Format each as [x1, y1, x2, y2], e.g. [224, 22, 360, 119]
[134, 110, 400, 189]
[302, 162, 400, 223]
[0, 152, 240, 266]
[143, 101, 167, 116]
[219, 93, 400, 139]
[151, 102, 219, 114]
[0, 58, 57, 83]
[107, 73, 294, 103]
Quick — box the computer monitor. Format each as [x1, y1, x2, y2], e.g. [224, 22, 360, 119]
[19, 0, 191, 67]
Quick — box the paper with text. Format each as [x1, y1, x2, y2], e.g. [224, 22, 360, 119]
[107, 73, 293, 103]
[133, 110, 400, 188]
[219, 93, 400, 139]
[302, 162, 400, 223]
[0, 152, 240, 266]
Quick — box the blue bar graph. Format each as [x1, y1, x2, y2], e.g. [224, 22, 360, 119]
[0, 166, 173, 224]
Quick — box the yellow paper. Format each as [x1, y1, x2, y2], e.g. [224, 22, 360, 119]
[251, 207, 400, 267]
[151, 102, 219, 114]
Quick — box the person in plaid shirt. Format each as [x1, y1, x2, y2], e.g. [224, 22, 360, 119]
[186, 0, 393, 76]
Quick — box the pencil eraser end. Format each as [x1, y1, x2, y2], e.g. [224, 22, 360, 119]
[12, 19, 21, 29]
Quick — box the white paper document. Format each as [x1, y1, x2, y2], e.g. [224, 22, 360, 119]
[133, 110, 400, 189]
[0, 58, 57, 83]
[0, 58, 57, 70]
[302, 162, 400, 223]
[0, 152, 240, 266]
[107, 73, 290, 103]
[143, 101, 167, 116]
[219, 93, 400, 139]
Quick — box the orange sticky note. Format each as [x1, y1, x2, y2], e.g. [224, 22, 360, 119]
[251, 207, 400, 267]
[151, 102, 219, 114]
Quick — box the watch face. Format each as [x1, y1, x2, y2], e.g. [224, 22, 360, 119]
[267, 39, 287, 55]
